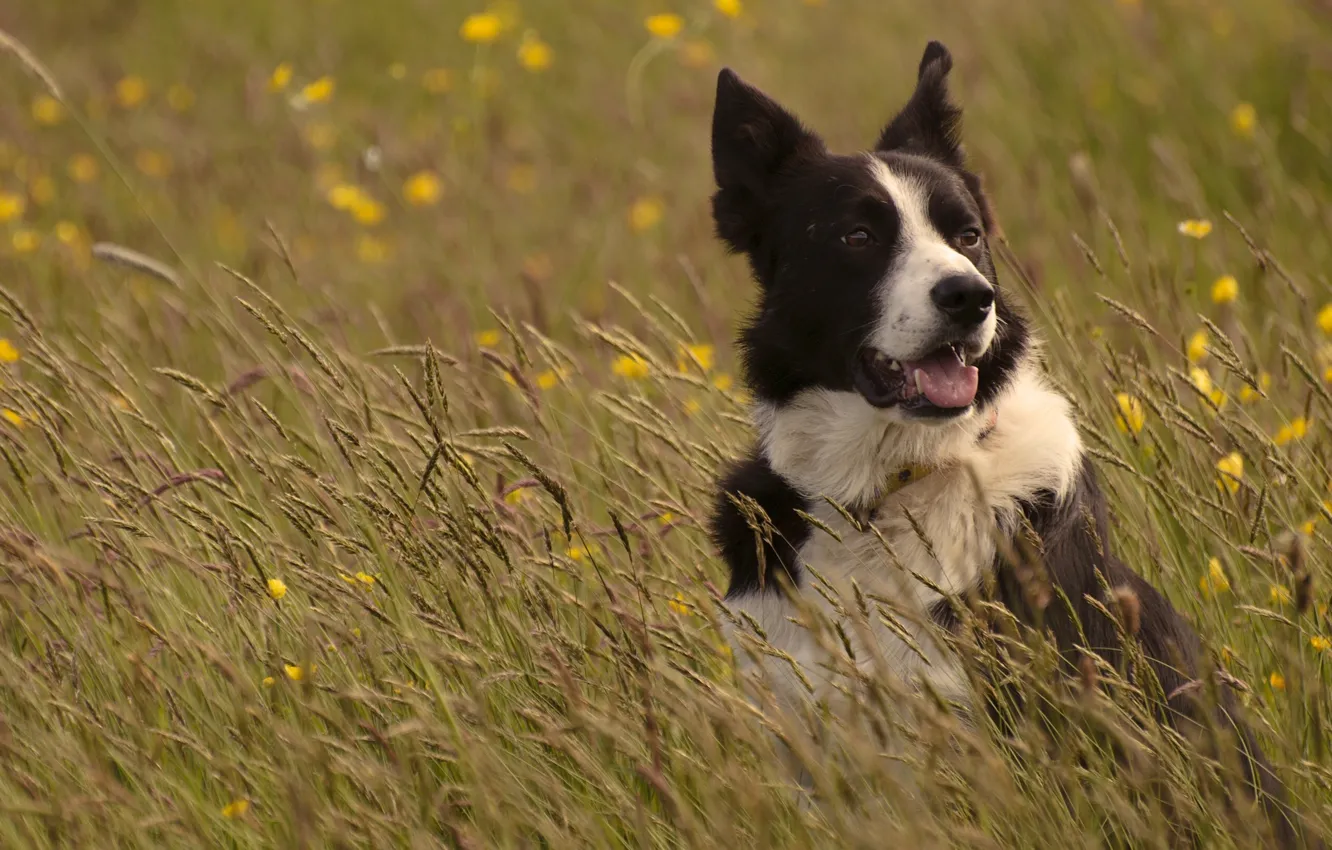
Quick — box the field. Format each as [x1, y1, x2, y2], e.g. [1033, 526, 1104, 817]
[1, 0, 1331, 846]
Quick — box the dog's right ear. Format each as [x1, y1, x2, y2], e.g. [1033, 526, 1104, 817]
[711, 69, 822, 254]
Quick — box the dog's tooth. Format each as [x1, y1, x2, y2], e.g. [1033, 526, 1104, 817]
[888, 360, 902, 372]
[914, 369, 925, 396]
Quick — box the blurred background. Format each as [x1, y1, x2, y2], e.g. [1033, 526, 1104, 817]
[1, 2, 1331, 846]
[3, 0, 1329, 355]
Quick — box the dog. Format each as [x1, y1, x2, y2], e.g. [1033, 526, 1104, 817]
[707, 41, 1306, 846]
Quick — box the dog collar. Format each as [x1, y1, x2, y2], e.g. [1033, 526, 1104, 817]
[860, 407, 999, 520]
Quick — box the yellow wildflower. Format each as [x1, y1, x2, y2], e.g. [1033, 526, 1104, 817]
[1, 410, 23, 428]
[350, 195, 386, 226]
[1317, 304, 1332, 336]
[460, 12, 503, 43]
[504, 487, 530, 506]
[612, 354, 651, 379]
[713, 373, 734, 392]
[0, 192, 23, 223]
[1230, 103, 1256, 137]
[166, 84, 195, 111]
[645, 13, 685, 38]
[1113, 393, 1145, 435]
[31, 95, 64, 126]
[535, 369, 565, 390]
[669, 592, 692, 615]
[1269, 584, 1291, 606]
[422, 68, 453, 93]
[1311, 636, 1331, 652]
[1186, 366, 1226, 409]
[327, 183, 361, 211]
[1238, 372, 1271, 403]
[677, 343, 716, 372]
[684, 398, 702, 415]
[262, 676, 275, 687]
[0, 339, 18, 363]
[1274, 416, 1309, 447]
[268, 63, 293, 92]
[1215, 452, 1243, 494]
[1199, 557, 1230, 596]
[301, 76, 335, 104]
[115, 75, 148, 108]
[403, 171, 443, 206]
[355, 234, 390, 263]
[475, 329, 501, 347]
[629, 196, 664, 232]
[679, 39, 717, 69]
[68, 154, 99, 183]
[135, 149, 172, 178]
[1186, 329, 1209, 363]
[352, 627, 362, 638]
[518, 32, 553, 72]
[1300, 518, 1316, 537]
[267, 578, 287, 600]
[221, 799, 250, 818]
[1177, 219, 1213, 239]
[714, 0, 742, 17]
[1269, 672, 1285, 691]
[1210, 275, 1238, 305]
[284, 664, 307, 681]
[11, 230, 39, 254]
[566, 544, 600, 562]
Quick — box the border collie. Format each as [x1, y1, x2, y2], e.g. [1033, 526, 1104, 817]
[708, 42, 1305, 846]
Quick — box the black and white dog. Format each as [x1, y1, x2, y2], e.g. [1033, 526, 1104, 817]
[708, 42, 1305, 846]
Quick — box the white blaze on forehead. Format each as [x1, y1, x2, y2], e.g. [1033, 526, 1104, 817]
[866, 155, 942, 253]
[864, 155, 995, 361]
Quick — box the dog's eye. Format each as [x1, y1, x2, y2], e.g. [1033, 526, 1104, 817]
[957, 228, 982, 248]
[842, 229, 874, 248]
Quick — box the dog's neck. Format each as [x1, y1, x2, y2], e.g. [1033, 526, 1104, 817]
[751, 394, 993, 509]
[751, 367, 1054, 509]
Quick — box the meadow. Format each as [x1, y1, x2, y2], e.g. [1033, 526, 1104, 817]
[1, 0, 1331, 846]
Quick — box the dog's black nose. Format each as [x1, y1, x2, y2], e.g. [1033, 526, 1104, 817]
[930, 275, 995, 326]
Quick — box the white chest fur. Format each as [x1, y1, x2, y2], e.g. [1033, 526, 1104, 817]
[727, 367, 1084, 717]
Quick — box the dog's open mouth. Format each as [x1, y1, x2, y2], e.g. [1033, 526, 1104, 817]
[854, 343, 979, 413]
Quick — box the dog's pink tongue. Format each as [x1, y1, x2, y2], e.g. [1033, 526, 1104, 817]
[905, 352, 979, 408]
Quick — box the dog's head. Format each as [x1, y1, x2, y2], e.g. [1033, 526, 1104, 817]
[712, 42, 1027, 424]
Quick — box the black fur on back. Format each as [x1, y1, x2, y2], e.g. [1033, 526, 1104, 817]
[995, 458, 1305, 847]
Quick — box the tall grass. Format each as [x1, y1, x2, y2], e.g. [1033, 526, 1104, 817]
[0, 0, 1329, 846]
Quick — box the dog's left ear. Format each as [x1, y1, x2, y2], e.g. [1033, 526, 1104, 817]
[877, 42, 997, 233]
[876, 41, 964, 168]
